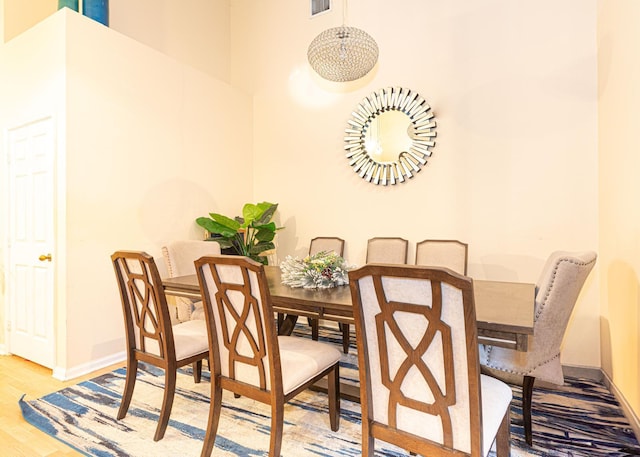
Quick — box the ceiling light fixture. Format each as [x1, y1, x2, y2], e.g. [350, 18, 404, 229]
[307, 0, 378, 82]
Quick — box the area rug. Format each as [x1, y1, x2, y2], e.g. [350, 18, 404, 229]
[19, 324, 640, 457]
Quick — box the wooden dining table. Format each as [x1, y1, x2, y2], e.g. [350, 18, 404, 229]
[162, 265, 535, 352]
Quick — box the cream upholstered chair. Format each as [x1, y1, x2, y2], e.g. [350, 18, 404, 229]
[335, 237, 410, 353]
[309, 236, 345, 256]
[307, 237, 346, 346]
[366, 237, 409, 264]
[162, 240, 221, 322]
[479, 250, 597, 446]
[111, 251, 209, 441]
[349, 264, 512, 457]
[195, 255, 341, 457]
[415, 239, 468, 275]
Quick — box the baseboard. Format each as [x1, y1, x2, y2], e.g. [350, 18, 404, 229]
[562, 364, 604, 382]
[52, 351, 126, 381]
[0, 344, 8, 355]
[601, 369, 640, 442]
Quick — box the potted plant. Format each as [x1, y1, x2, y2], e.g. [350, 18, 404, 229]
[196, 201, 281, 265]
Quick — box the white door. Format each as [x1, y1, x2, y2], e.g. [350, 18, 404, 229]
[6, 118, 55, 368]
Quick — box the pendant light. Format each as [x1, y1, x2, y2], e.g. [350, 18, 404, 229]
[307, 0, 378, 82]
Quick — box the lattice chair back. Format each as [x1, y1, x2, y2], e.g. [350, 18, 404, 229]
[112, 251, 175, 361]
[196, 255, 280, 392]
[366, 237, 409, 264]
[350, 264, 512, 457]
[415, 239, 469, 275]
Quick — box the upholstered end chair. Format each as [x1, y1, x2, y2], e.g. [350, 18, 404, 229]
[479, 250, 597, 445]
[162, 240, 221, 322]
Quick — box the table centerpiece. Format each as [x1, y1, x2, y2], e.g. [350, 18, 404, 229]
[280, 250, 353, 289]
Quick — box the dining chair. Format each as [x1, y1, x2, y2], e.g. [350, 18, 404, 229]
[479, 250, 597, 446]
[309, 236, 345, 257]
[161, 240, 221, 322]
[349, 264, 512, 457]
[111, 250, 209, 441]
[365, 236, 409, 264]
[334, 236, 410, 354]
[415, 239, 468, 275]
[195, 254, 341, 457]
[306, 237, 346, 347]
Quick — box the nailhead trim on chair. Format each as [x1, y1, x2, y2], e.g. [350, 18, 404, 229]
[483, 346, 560, 375]
[535, 256, 597, 322]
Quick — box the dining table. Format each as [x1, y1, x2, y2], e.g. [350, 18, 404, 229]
[162, 265, 534, 351]
[163, 265, 535, 402]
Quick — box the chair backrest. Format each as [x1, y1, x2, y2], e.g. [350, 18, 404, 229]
[415, 239, 468, 275]
[366, 237, 408, 264]
[349, 264, 483, 455]
[531, 250, 597, 357]
[111, 250, 175, 361]
[309, 237, 345, 256]
[162, 240, 221, 278]
[195, 255, 281, 393]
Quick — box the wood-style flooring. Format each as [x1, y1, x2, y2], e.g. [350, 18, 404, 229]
[0, 355, 123, 456]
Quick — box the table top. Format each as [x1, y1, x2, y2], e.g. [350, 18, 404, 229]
[162, 265, 534, 336]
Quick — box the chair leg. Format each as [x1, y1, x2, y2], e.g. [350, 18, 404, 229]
[341, 323, 351, 353]
[117, 357, 138, 420]
[154, 368, 177, 441]
[362, 413, 375, 457]
[328, 364, 341, 432]
[269, 402, 284, 457]
[308, 317, 319, 340]
[200, 378, 223, 457]
[523, 375, 535, 446]
[192, 360, 202, 383]
[495, 408, 511, 456]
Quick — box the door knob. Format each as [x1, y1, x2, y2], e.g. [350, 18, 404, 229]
[38, 253, 52, 262]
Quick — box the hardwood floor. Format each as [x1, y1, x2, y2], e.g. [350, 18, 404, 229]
[0, 355, 123, 456]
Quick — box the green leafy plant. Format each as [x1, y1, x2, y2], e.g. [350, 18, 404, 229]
[196, 202, 281, 265]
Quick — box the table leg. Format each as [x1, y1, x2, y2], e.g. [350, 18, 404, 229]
[278, 314, 299, 336]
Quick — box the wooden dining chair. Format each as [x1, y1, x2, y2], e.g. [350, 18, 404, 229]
[195, 254, 341, 457]
[349, 264, 512, 457]
[479, 250, 597, 445]
[332, 236, 410, 354]
[161, 240, 221, 322]
[415, 239, 468, 275]
[366, 237, 409, 264]
[111, 250, 209, 441]
[306, 237, 347, 347]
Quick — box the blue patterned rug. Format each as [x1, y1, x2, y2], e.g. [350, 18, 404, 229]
[19, 324, 640, 456]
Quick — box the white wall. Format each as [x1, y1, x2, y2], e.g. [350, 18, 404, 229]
[0, 5, 66, 355]
[0, 9, 252, 376]
[598, 0, 640, 424]
[232, 0, 600, 367]
[109, 0, 231, 83]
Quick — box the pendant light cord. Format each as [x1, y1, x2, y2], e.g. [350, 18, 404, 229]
[342, 0, 348, 27]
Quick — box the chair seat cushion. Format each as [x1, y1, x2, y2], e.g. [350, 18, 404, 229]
[480, 374, 513, 456]
[277, 336, 341, 395]
[172, 319, 209, 361]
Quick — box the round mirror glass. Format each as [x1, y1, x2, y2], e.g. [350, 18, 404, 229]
[364, 111, 413, 163]
[344, 87, 437, 185]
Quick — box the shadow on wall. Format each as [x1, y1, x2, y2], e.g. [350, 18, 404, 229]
[476, 254, 542, 282]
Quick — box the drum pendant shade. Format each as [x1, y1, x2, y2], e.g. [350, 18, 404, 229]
[307, 26, 378, 82]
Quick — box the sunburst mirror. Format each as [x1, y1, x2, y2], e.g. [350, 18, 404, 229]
[344, 87, 437, 185]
